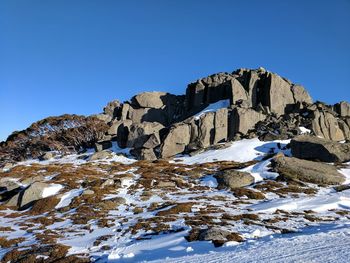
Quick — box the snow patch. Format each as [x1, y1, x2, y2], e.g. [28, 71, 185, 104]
[194, 100, 230, 120]
[177, 138, 290, 164]
[56, 188, 83, 209]
[42, 184, 63, 198]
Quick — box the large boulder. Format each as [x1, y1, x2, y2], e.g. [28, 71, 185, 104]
[6, 182, 61, 209]
[108, 120, 123, 135]
[214, 170, 255, 189]
[94, 140, 112, 152]
[20, 182, 52, 208]
[103, 100, 121, 118]
[291, 85, 313, 105]
[143, 133, 162, 149]
[131, 92, 167, 109]
[130, 148, 157, 160]
[335, 101, 350, 117]
[186, 73, 234, 111]
[185, 68, 312, 116]
[262, 73, 295, 115]
[199, 228, 231, 242]
[271, 155, 345, 185]
[90, 150, 114, 161]
[160, 124, 191, 158]
[311, 110, 346, 141]
[214, 108, 228, 144]
[198, 112, 215, 148]
[291, 135, 350, 163]
[127, 122, 164, 149]
[230, 108, 266, 135]
[128, 107, 168, 126]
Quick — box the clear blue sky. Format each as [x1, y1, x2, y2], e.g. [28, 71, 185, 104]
[1, 0, 350, 141]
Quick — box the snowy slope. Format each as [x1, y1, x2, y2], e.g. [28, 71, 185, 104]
[148, 223, 350, 263]
[1, 139, 350, 263]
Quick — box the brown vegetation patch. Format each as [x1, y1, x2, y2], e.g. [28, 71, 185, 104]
[30, 196, 60, 215]
[0, 226, 13, 231]
[221, 213, 259, 221]
[2, 244, 89, 263]
[232, 188, 265, 200]
[156, 202, 194, 216]
[0, 237, 25, 248]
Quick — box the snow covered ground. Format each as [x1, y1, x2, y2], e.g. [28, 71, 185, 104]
[1, 138, 350, 262]
[147, 223, 350, 263]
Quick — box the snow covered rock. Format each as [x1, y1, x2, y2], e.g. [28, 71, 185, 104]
[6, 182, 63, 209]
[291, 135, 350, 163]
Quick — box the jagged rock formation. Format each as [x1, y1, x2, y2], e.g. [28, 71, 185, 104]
[1, 67, 350, 164]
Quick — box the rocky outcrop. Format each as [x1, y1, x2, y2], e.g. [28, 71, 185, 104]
[271, 155, 345, 185]
[291, 135, 350, 163]
[215, 170, 255, 189]
[185, 67, 312, 115]
[90, 150, 114, 161]
[230, 108, 266, 135]
[160, 124, 191, 158]
[2, 67, 349, 163]
[335, 101, 350, 117]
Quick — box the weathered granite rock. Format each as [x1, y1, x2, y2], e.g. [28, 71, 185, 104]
[215, 170, 255, 189]
[39, 152, 55, 161]
[335, 101, 350, 117]
[131, 148, 157, 160]
[160, 124, 191, 158]
[311, 110, 346, 141]
[198, 112, 215, 148]
[291, 135, 350, 163]
[127, 122, 164, 149]
[132, 92, 168, 109]
[21, 182, 52, 208]
[90, 150, 114, 161]
[231, 108, 266, 135]
[103, 100, 121, 118]
[271, 155, 345, 185]
[214, 108, 228, 144]
[94, 140, 112, 152]
[143, 133, 162, 149]
[291, 85, 313, 105]
[108, 120, 123, 135]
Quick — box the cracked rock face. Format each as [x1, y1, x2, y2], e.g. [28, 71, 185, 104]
[1, 67, 350, 163]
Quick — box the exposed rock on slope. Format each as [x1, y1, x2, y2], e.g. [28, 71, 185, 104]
[1, 68, 350, 164]
[271, 154, 345, 185]
[291, 135, 350, 163]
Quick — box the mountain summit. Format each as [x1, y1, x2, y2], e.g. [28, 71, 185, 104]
[1, 68, 350, 262]
[1, 68, 349, 165]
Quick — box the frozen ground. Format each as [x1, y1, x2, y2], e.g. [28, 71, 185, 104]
[1, 138, 350, 262]
[147, 223, 350, 263]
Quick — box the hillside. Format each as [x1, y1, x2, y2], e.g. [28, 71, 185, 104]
[0, 68, 350, 262]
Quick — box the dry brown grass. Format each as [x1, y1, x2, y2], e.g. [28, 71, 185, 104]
[232, 188, 265, 200]
[2, 244, 90, 263]
[0, 237, 25, 248]
[221, 213, 259, 221]
[30, 196, 60, 215]
[156, 202, 194, 216]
